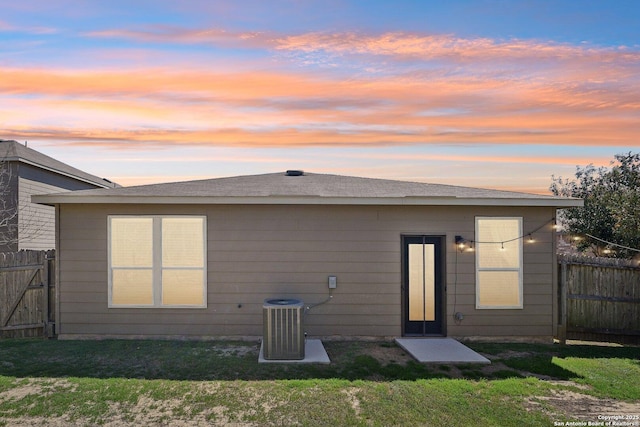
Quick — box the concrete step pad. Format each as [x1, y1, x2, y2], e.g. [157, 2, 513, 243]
[396, 338, 490, 364]
[258, 339, 330, 364]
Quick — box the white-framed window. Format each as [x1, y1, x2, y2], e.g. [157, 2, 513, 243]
[475, 217, 523, 309]
[108, 215, 207, 308]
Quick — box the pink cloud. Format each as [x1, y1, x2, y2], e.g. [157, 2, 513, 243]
[85, 26, 276, 49]
[78, 27, 640, 105]
[4, 119, 638, 150]
[1, 41, 638, 150]
[84, 24, 640, 64]
[0, 19, 57, 34]
[274, 31, 640, 65]
[0, 20, 13, 31]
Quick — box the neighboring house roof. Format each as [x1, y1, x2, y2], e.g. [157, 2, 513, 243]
[0, 139, 118, 189]
[34, 170, 583, 207]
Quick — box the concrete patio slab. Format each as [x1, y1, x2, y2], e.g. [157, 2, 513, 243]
[396, 338, 491, 364]
[258, 339, 330, 364]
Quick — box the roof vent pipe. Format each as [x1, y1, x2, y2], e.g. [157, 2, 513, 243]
[285, 170, 304, 176]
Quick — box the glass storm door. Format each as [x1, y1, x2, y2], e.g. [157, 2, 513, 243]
[402, 236, 444, 336]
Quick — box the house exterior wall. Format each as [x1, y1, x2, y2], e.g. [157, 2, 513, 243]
[17, 164, 107, 251]
[56, 203, 558, 341]
[18, 177, 58, 250]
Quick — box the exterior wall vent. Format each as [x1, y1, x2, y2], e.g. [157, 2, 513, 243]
[285, 170, 304, 176]
[262, 298, 305, 360]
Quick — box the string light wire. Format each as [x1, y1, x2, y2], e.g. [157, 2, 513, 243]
[585, 234, 640, 253]
[456, 217, 556, 248]
[455, 218, 640, 256]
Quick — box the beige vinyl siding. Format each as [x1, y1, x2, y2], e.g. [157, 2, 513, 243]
[57, 203, 557, 340]
[17, 177, 58, 250]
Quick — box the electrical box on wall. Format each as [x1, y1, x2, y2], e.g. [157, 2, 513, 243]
[328, 275, 337, 289]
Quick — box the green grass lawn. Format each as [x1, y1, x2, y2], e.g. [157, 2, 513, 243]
[0, 339, 638, 426]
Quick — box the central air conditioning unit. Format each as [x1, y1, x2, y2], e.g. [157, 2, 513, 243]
[262, 298, 305, 360]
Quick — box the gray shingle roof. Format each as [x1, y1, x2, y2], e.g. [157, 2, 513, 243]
[33, 171, 582, 207]
[0, 139, 118, 188]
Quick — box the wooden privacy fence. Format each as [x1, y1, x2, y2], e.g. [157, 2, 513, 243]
[0, 250, 55, 338]
[558, 254, 640, 344]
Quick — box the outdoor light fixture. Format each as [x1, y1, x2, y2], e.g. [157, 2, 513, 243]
[455, 235, 467, 251]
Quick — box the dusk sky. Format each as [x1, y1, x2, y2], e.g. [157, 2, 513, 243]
[2, 0, 639, 194]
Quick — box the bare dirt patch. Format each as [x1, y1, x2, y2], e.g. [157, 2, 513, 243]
[528, 389, 640, 422]
[364, 343, 414, 366]
[0, 380, 40, 403]
[342, 387, 363, 417]
[0, 378, 77, 404]
[3, 415, 76, 427]
[9, 415, 254, 427]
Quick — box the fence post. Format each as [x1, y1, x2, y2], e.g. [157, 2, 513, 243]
[558, 261, 567, 344]
[42, 251, 50, 337]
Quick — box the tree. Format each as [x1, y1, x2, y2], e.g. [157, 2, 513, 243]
[550, 152, 640, 259]
[0, 158, 20, 251]
[0, 157, 49, 252]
